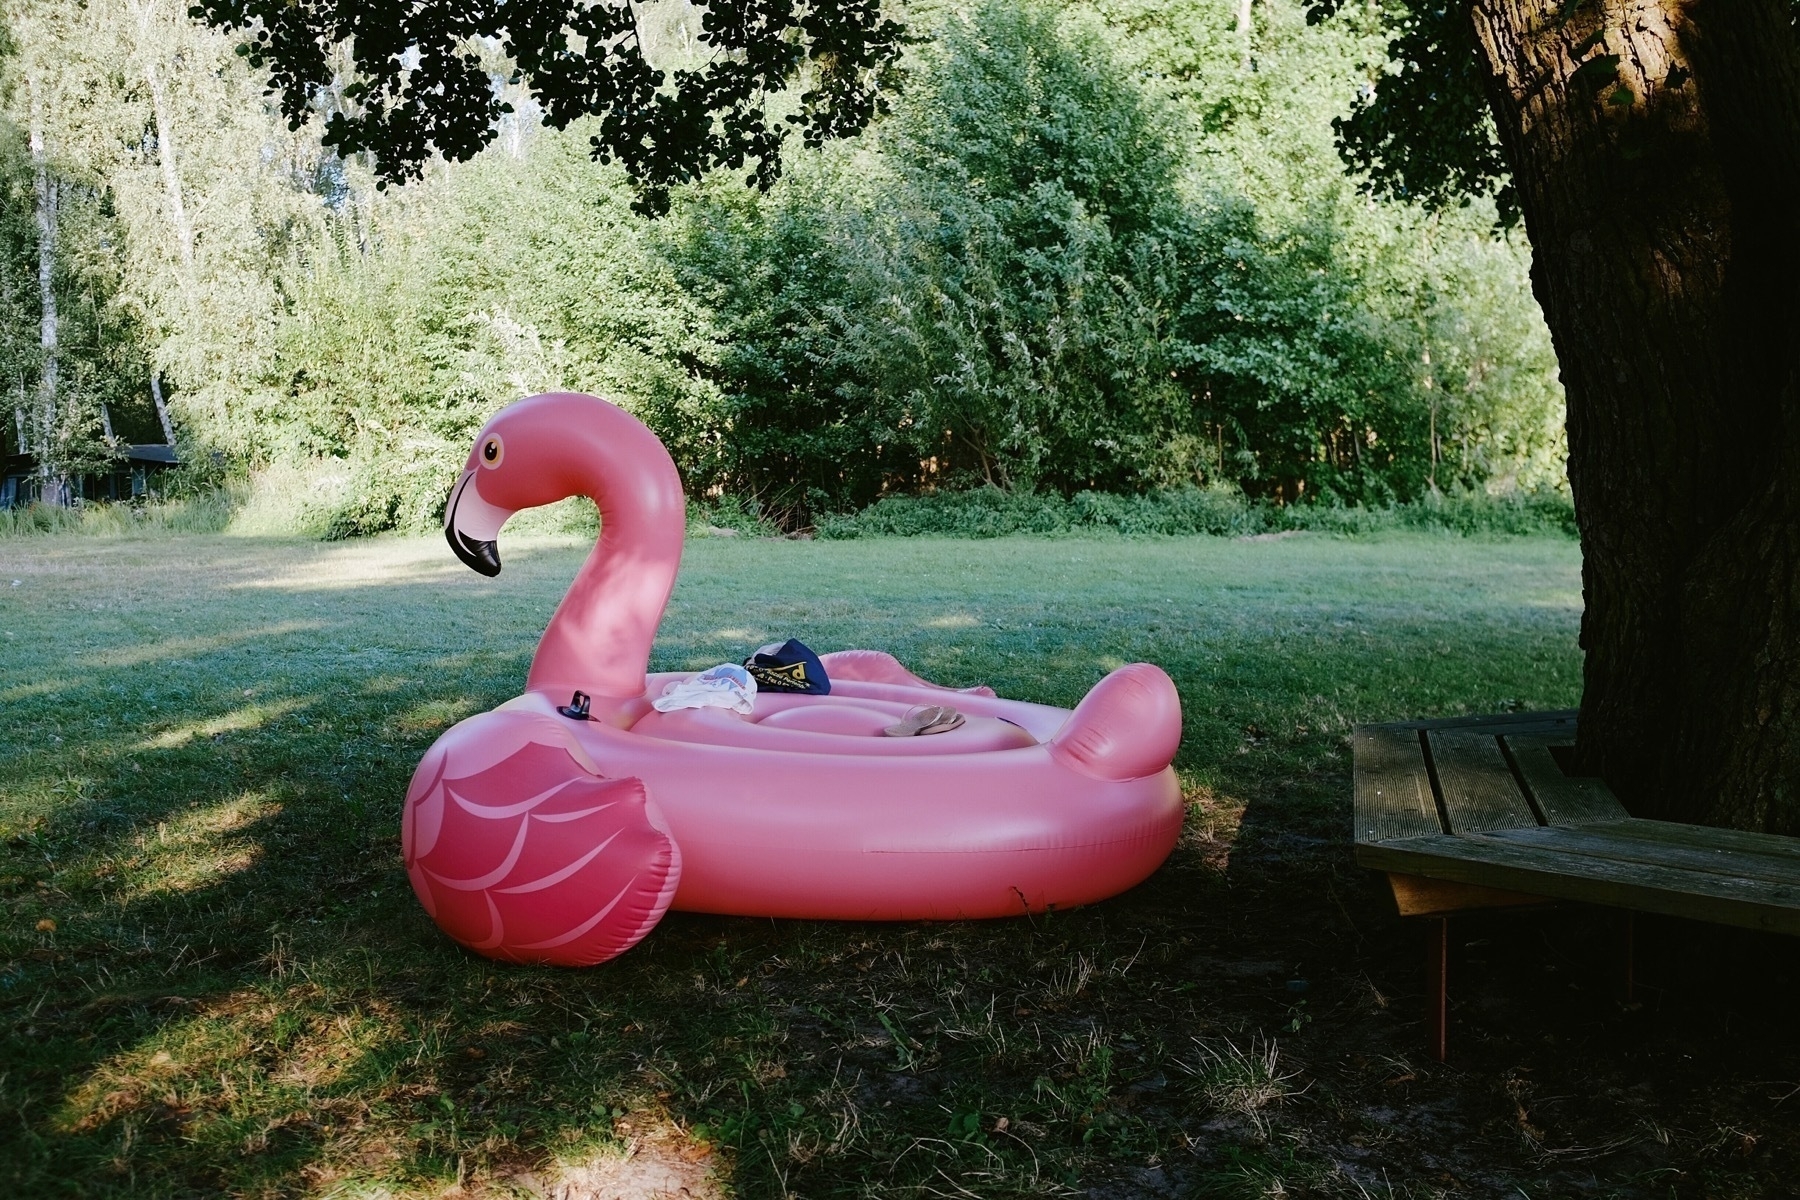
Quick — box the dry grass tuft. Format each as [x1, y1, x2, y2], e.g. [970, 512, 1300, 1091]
[1180, 1034, 1303, 1136]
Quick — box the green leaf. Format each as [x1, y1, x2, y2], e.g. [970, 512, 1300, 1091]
[1570, 28, 1607, 58]
[1571, 54, 1622, 88]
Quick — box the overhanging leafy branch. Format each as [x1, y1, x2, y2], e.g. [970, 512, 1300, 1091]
[188, 0, 905, 214]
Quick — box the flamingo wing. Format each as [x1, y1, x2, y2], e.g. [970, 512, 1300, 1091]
[404, 714, 681, 966]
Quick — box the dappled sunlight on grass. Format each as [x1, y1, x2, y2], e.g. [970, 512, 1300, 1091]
[0, 530, 1606, 1197]
[357, 674, 415, 697]
[88, 622, 329, 673]
[54, 985, 414, 1170]
[0, 676, 76, 704]
[136, 700, 307, 750]
[120, 792, 277, 897]
[224, 533, 592, 595]
[224, 540, 475, 593]
[387, 697, 482, 737]
[1182, 783, 1245, 855]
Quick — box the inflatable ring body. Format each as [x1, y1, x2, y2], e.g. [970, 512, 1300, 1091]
[405, 393, 1185, 965]
[523, 667, 1182, 921]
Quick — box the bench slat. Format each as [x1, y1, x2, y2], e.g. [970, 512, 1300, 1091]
[1503, 732, 1629, 825]
[1386, 710, 1578, 734]
[1478, 824, 1800, 889]
[1360, 833, 1800, 935]
[1353, 726, 1443, 843]
[1562, 816, 1800, 865]
[1428, 729, 1540, 833]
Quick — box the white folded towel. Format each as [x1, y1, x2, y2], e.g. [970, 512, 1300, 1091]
[652, 663, 757, 715]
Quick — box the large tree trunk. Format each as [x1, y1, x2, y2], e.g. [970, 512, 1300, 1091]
[1467, 0, 1800, 831]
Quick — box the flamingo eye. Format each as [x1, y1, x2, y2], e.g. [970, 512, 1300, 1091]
[480, 436, 504, 469]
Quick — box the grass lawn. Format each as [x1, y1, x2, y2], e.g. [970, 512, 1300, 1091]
[2, 529, 1795, 1197]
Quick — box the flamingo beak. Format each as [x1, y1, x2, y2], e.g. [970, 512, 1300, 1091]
[444, 468, 509, 577]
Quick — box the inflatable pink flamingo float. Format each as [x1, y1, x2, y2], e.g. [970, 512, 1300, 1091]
[402, 393, 1185, 966]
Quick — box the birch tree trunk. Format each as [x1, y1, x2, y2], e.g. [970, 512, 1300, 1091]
[27, 72, 60, 498]
[132, 0, 195, 271]
[150, 371, 175, 445]
[1467, 0, 1800, 830]
[133, 0, 195, 450]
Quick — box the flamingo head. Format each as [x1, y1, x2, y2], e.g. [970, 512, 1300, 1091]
[444, 394, 615, 577]
[443, 392, 688, 700]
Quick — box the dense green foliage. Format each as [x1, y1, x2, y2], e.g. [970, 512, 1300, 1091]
[1321, 0, 1518, 222]
[1, 0, 1564, 533]
[812, 483, 1577, 539]
[668, 1, 1564, 521]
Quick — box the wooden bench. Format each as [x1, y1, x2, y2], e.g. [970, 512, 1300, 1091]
[1353, 711, 1800, 1059]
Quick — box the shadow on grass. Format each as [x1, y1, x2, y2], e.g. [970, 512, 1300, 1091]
[1213, 737, 1800, 1194]
[22, 533, 1788, 1198]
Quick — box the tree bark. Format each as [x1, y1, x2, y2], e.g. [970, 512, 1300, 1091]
[2, 236, 23, 461]
[1467, 0, 1800, 831]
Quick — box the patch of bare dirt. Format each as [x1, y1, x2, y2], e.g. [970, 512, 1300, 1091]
[545, 1130, 727, 1200]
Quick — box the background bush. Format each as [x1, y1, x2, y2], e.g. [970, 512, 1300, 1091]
[813, 484, 1575, 540]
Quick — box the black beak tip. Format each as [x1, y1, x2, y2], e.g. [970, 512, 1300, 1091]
[448, 526, 502, 577]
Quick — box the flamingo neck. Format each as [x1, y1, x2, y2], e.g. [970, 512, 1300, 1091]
[523, 404, 686, 702]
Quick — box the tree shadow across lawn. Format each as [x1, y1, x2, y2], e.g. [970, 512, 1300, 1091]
[1, 534, 594, 1195]
[16, 530, 1777, 1198]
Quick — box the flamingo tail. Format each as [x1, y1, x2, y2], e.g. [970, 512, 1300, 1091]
[1047, 663, 1184, 782]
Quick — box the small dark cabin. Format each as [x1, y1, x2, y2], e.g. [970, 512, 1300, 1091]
[0, 445, 181, 509]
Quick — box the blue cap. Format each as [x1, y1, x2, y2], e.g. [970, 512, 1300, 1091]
[744, 638, 831, 695]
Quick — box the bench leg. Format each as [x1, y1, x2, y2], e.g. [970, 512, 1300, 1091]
[1426, 916, 1448, 1062]
[1617, 910, 1636, 1005]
